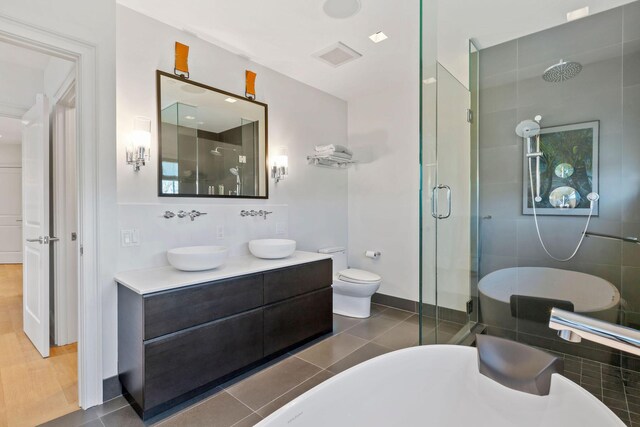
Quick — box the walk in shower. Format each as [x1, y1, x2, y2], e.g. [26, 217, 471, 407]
[420, 0, 640, 398]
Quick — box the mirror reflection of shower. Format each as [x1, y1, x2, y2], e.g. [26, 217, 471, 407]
[230, 167, 241, 195]
[516, 115, 598, 262]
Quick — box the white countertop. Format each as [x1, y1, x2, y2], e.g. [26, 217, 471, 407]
[115, 251, 333, 295]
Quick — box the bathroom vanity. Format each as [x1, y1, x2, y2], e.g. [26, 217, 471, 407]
[115, 251, 333, 419]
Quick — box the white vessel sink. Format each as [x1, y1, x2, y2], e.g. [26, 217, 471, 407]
[167, 246, 228, 271]
[249, 239, 296, 259]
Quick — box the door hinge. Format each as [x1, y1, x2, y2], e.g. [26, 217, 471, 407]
[71, 232, 77, 241]
[80, 245, 84, 256]
[466, 299, 474, 315]
[466, 109, 473, 124]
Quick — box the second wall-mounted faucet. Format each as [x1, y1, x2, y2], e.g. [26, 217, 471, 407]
[240, 210, 272, 220]
[163, 210, 208, 221]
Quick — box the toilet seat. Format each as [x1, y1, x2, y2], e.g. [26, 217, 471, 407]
[338, 268, 381, 284]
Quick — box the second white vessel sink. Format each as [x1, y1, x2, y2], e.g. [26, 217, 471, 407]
[249, 239, 296, 259]
[167, 245, 228, 271]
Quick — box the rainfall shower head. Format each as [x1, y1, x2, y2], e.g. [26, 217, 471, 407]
[543, 59, 582, 82]
[515, 120, 541, 138]
[229, 167, 239, 176]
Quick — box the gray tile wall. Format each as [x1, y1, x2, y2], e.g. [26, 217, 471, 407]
[478, 1, 640, 358]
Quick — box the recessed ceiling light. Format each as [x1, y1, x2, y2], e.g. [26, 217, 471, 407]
[21, 120, 29, 125]
[225, 98, 237, 103]
[323, 0, 361, 19]
[567, 6, 589, 22]
[0, 135, 3, 138]
[197, 121, 204, 125]
[422, 77, 437, 85]
[184, 115, 195, 120]
[369, 31, 388, 43]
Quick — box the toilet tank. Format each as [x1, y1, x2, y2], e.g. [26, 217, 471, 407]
[318, 247, 347, 275]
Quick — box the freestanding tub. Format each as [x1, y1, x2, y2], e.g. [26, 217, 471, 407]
[256, 346, 623, 426]
[479, 267, 620, 329]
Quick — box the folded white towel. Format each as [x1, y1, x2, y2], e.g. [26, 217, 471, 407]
[315, 144, 352, 156]
[315, 150, 352, 160]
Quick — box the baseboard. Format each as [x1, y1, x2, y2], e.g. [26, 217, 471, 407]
[371, 293, 418, 313]
[372, 292, 468, 324]
[103, 375, 122, 401]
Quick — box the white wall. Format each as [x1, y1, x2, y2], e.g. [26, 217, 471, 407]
[0, 144, 22, 264]
[116, 5, 348, 260]
[347, 63, 420, 301]
[0, 0, 117, 379]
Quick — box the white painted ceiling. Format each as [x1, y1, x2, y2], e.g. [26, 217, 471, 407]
[117, 0, 417, 102]
[118, 0, 635, 101]
[0, 40, 52, 71]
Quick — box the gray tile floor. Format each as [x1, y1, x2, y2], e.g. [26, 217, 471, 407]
[542, 348, 640, 427]
[40, 304, 428, 427]
[42, 304, 636, 427]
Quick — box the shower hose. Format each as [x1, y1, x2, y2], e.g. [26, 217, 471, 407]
[527, 152, 595, 262]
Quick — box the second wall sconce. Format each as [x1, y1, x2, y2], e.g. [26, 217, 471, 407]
[270, 146, 289, 183]
[126, 116, 151, 172]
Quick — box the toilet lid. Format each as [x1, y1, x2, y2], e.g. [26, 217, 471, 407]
[338, 268, 381, 284]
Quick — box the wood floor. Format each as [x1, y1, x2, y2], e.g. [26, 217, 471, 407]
[0, 264, 78, 427]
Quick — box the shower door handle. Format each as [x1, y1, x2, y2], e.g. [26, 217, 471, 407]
[431, 184, 452, 219]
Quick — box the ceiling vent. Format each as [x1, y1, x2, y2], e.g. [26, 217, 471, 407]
[313, 42, 362, 67]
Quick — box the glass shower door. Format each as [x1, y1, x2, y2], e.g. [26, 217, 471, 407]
[419, 6, 479, 344]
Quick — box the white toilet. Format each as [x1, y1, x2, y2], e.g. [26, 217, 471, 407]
[319, 247, 382, 318]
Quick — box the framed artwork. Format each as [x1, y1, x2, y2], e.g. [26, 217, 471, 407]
[522, 120, 599, 216]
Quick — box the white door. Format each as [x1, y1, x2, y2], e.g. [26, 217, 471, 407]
[22, 94, 51, 358]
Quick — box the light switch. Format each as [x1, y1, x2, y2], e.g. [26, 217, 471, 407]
[121, 229, 140, 247]
[121, 229, 132, 247]
[239, 155, 247, 164]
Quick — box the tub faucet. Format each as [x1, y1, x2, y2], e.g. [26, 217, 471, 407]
[549, 308, 640, 357]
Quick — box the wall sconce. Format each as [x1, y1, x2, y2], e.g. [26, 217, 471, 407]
[126, 117, 151, 172]
[270, 146, 289, 183]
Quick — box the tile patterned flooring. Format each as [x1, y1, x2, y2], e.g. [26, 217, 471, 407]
[42, 302, 640, 426]
[42, 304, 439, 427]
[0, 264, 79, 427]
[544, 348, 640, 427]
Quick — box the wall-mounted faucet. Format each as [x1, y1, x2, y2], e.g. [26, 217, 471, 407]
[549, 308, 640, 357]
[177, 210, 208, 221]
[163, 211, 175, 219]
[240, 209, 272, 220]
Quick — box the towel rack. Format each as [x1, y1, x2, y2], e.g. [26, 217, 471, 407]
[307, 154, 356, 169]
[583, 231, 640, 244]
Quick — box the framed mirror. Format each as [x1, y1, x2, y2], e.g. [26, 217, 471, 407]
[157, 71, 268, 198]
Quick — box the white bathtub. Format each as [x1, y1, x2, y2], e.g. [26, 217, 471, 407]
[257, 346, 623, 426]
[479, 267, 620, 328]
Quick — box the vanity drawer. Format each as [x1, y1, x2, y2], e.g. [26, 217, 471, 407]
[263, 259, 332, 304]
[144, 308, 263, 410]
[264, 287, 332, 356]
[144, 274, 263, 339]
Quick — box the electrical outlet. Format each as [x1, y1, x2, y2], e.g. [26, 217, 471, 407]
[239, 155, 247, 164]
[216, 225, 225, 239]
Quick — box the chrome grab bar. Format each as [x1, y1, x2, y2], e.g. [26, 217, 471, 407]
[583, 231, 640, 244]
[549, 308, 640, 357]
[431, 184, 452, 219]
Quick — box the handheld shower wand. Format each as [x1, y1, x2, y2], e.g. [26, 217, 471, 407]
[516, 117, 543, 202]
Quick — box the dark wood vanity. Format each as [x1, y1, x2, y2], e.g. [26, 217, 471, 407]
[117, 258, 332, 419]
